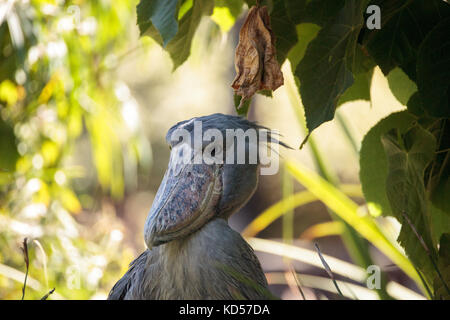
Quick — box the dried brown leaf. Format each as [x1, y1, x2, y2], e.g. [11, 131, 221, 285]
[231, 6, 284, 104]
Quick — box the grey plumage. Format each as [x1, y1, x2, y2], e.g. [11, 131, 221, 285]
[108, 219, 269, 299]
[108, 113, 283, 300]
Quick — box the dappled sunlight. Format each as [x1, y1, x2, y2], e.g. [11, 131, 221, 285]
[1, 0, 446, 301]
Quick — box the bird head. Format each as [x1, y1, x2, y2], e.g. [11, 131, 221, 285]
[144, 113, 287, 248]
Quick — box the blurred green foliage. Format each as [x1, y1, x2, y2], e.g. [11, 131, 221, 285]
[0, 0, 151, 299]
[1, 0, 449, 300]
[136, 0, 450, 298]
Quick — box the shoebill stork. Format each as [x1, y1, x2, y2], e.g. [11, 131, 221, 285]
[108, 113, 284, 300]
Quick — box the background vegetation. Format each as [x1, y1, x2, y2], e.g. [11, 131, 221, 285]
[0, 0, 448, 299]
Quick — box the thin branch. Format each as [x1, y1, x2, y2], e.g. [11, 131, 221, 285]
[314, 243, 344, 297]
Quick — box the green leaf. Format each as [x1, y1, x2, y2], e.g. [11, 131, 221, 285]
[234, 94, 251, 117]
[381, 125, 437, 285]
[416, 17, 450, 118]
[406, 92, 426, 118]
[387, 68, 417, 106]
[360, 111, 417, 217]
[283, 0, 307, 25]
[285, 159, 420, 284]
[434, 234, 450, 300]
[214, 0, 244, 18]
[337, 68, 373, 107]
[257, 89, 272, 98]
[270, 0, 298, 64]
[137, 0, 179, 46]
[301, 0, 345, 26]
[137, 0, 213, 69]
[211, 0, 244, 32]
[287, 23, 321, 72]
[429, 203, 450, 250]
[363, 0, 450, 80]
[165, 0, 214, 69]
[428, 119, 450, 215]
[296, 0, 369, 132]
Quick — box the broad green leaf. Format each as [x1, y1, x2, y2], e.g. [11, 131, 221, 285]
[285, 159, 420, 284]
[337, 43, 376, 108]
[301, 0, 345, 26]
[337, 68, 373, 107]
[416, 17, 450, 118]
[434, 234, 450, 300]
[360, 111, 416, 217]
[283, 0, 306, 25]
[287, 23, 321, 72]
[211, 0, 244, 32]
[429, 203, 450, 249]
[137, 0, 213, 69]
[406, 92, 426, 118]
[211, 7, 236, 32]
[178, 0, 193, 19]
[270, 0, 298, 64]
[137, 0, 179, 46]
[427, 120, 450, 217]
[296, 0, 369, 132]
[429, 167, 450, 218]
[381, 125, 437, 285]
[387, 68, 417, 106]
[363, 0, 450, 80]
[165, 0, 214, 69]
[214, 0, 244, 19]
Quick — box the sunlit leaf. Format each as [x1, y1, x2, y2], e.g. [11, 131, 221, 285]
[381, 126, 437, 285]
[0, 79, 19, 106]
[165, 0, 214, 69]
[137, 0, 179, 46]
[360, 111, 417, 217]
[41, 140, 59, 166]
[211, 6, 236, 32]
[243, 184, 363, 238]
[337, 68, 373, 107]
[387, 68, 417, 106]
[300, 221, 345, 240]
[287, 23, 320, 73]
[285, 159, 421, 285]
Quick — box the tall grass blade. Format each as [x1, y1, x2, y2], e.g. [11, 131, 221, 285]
[284, 160, 422, 286]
